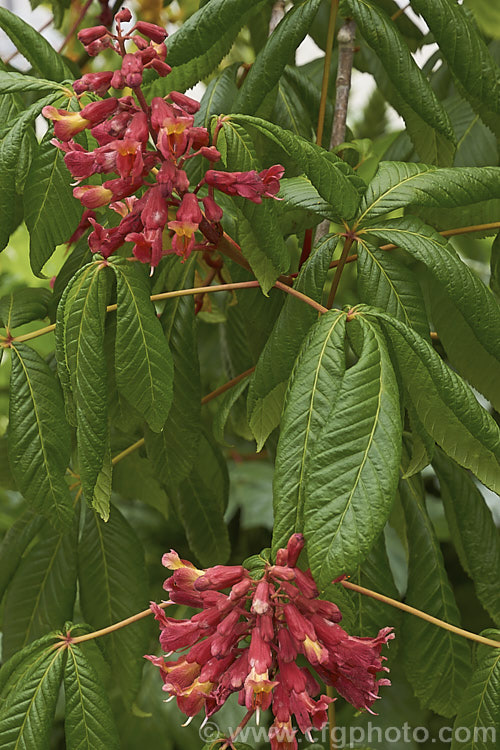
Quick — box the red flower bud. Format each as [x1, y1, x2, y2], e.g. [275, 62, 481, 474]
[121, 53, 143, 88]
[195, 565, 247, 591]
[77, 25, 109, 46]
[135, 21, 168, 43]
[202, 195, 223, 222]
[115, 8, 132, 22]
[199, 146, 221, 162]
[286, 533, 305, 567]
[169, 90, 200, 114]
[73, 71, 114, 97]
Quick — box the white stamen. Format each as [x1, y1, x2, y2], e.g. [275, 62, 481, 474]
[256, 707, 260, 725]
[150, 265, 155, 276]
[181, 715, 194, 727]
[200, 716, 208, 730]
[305, 730, 314, 743]
[163, 695, 175, 703]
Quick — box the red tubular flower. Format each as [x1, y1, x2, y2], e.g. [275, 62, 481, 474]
[169, 90, 200, 114]
[135, 21, 168, 43]
[73, 71, 114, 97]
[42, 107, 91, 141]
[73, 184, 113, 208]
[167, 192, 203, 259]
[77, 25, 109, 46]
[121, 53, 143, 88]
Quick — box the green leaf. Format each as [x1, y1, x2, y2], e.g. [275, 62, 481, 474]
[465, 0, 500, 38]
[450, 635, 500, 750]
[363, 217, 500, 411]
[195, 64, 239, 129]
[412, 0, 500, 139]
[2, 520, 77, 661]
[24, 132, 83, 276]
[112, 259, 173, 433]
[221, 120, 290, 292]
[403, 401, 435, 479]
[64, 644, 120, 750]
[304, 317, 402, 587]
[492, 231, 500, 298]
[91, 448, 112, 522]
[349, 532, 402, 647]
[399, 471, 471, 717]
[356, 162, 500, 225]
[61, 263, 109, 502]
[0, 638, 66, 749]
[213, 377, 250, 445]
[0, 287, 51, 330]
[231, 113, 364, 221]
[0, 70, 68, 94]
[365, 308, 500, 493]
[0, 510, 45, 603]
[277, 176, 337, 220]
[78, 504, 149, 708]
[145, 0, 266, 97]
[345, 0, 455, 165]
[0, 7, 72, 81]
[112, 451, 169, 518]
[433, 450, 500, 628]
[446, 93, 498, 167]
[151, 255, 201, 484]
[270, 77, 315, 141]
[234, 0, 321, 114]
[9, 342, 72, 528]
[0, 633, 57, 706]
[248, 235, 336, 450]
[175, 432, 230, 566]
[272, 310, 347, 554]
[357, 242, 429, 337]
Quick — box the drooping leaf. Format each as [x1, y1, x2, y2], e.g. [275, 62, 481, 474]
[399, 471, 471, 717]
[112, 451, 169, 518]
[112, 259, 173, 433]
[60, 263, 110, 503]
[174, 431, 230, 566]
[24, 132, 83, 276]
[8, 342, 72, 528]
[231, 113, 365, 220]
[0, 287, 51, 330]
[277, 176, 337, 220]
[356, 241, 429, 337]
[365, 308, 500, 493]
[78, 504, 149, 708]
[2, 520, 77, 660]
[0, 633, 57, 706]
[304, 316, 402, 588]
[91, 448, 112, 522]
[195, 64, 239, 129]
[271, 77, 315, 141]
[345, 0, 455, 165]
[363, 217, 500, 411]
[213, 377, 250, 446]
[144, 0, 267, 97]
[150, 255, 200, 485]
[445, 93, 498, 167]
[0, 70, 68, 94]
[272, 310, 347, 554]
[412, 0, 500, 139]
[0, 637, 66, 749]
[0, 510, 45, 603]
[248, 235, 336, 450]
[403, 401, 435, 479]
[64, 644, 120, 750]
[433, 450, 500, 628]
[492, 231, 500, 298]
[356, 162, 500, 225]
[450, 634, 500, 750]
[0, 7, 72, 81]
[234, 0, 321, 115]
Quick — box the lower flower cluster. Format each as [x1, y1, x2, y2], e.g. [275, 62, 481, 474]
[146, 534, 393, 748]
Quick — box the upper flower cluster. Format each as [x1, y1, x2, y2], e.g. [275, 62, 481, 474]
[42, 9, 284, 269]
[146, 534, 393, 749]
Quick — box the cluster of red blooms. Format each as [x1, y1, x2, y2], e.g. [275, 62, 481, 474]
[146, 534, 393, 748]
[42, 9, 284, 269]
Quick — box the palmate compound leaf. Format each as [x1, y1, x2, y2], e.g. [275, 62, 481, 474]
[145, 0, 267, 97]
[221, 119, 289, 293]
[247, 235, 337, 451]
[399, 470, 471, 717]
[362, 308, 500, 493]
[234, 0, 322, 115]
[147, 254, 200, 486]
[304, 316, 402, 589]
[24, 131, 83, 276]
[2, 518, 77, 661]
[111, 259, 173, 433]
[355, 162, 500, 225]
[433, 450, 500, 628]
[8, 342, 72, 528]
[411, 0, 500, 140]
[0, 7, 72, 82]
[57, 262, 110, 507]
[356, 241, 429, 337]
[450, 633, 500, 750]
[0, 636, 66, 750]
[272, 309, 347, 556]
[343, 0, 455, 166]
[230, 114, 365, 221]
[64, 644, 120, 750]
[362, 217, 500, 412]
[78, 504, 149, 708]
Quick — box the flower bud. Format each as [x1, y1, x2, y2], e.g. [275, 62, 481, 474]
[195, 565, 247, 591]
[202, 195, 223, 222]
[169, 90, 200, 114]
[115, 8, 132, 22]
[121, 53, 143, 88]
[77, 25, 109, 46]
[135, 21, 168, 43]
[73, 71, 114, 97]
[286, 533, 305, 567]
[199, 146, 221, 162]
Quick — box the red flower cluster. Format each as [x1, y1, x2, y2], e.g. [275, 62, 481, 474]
[42, 10, 284, 269]
[146, 534, 393, 748]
